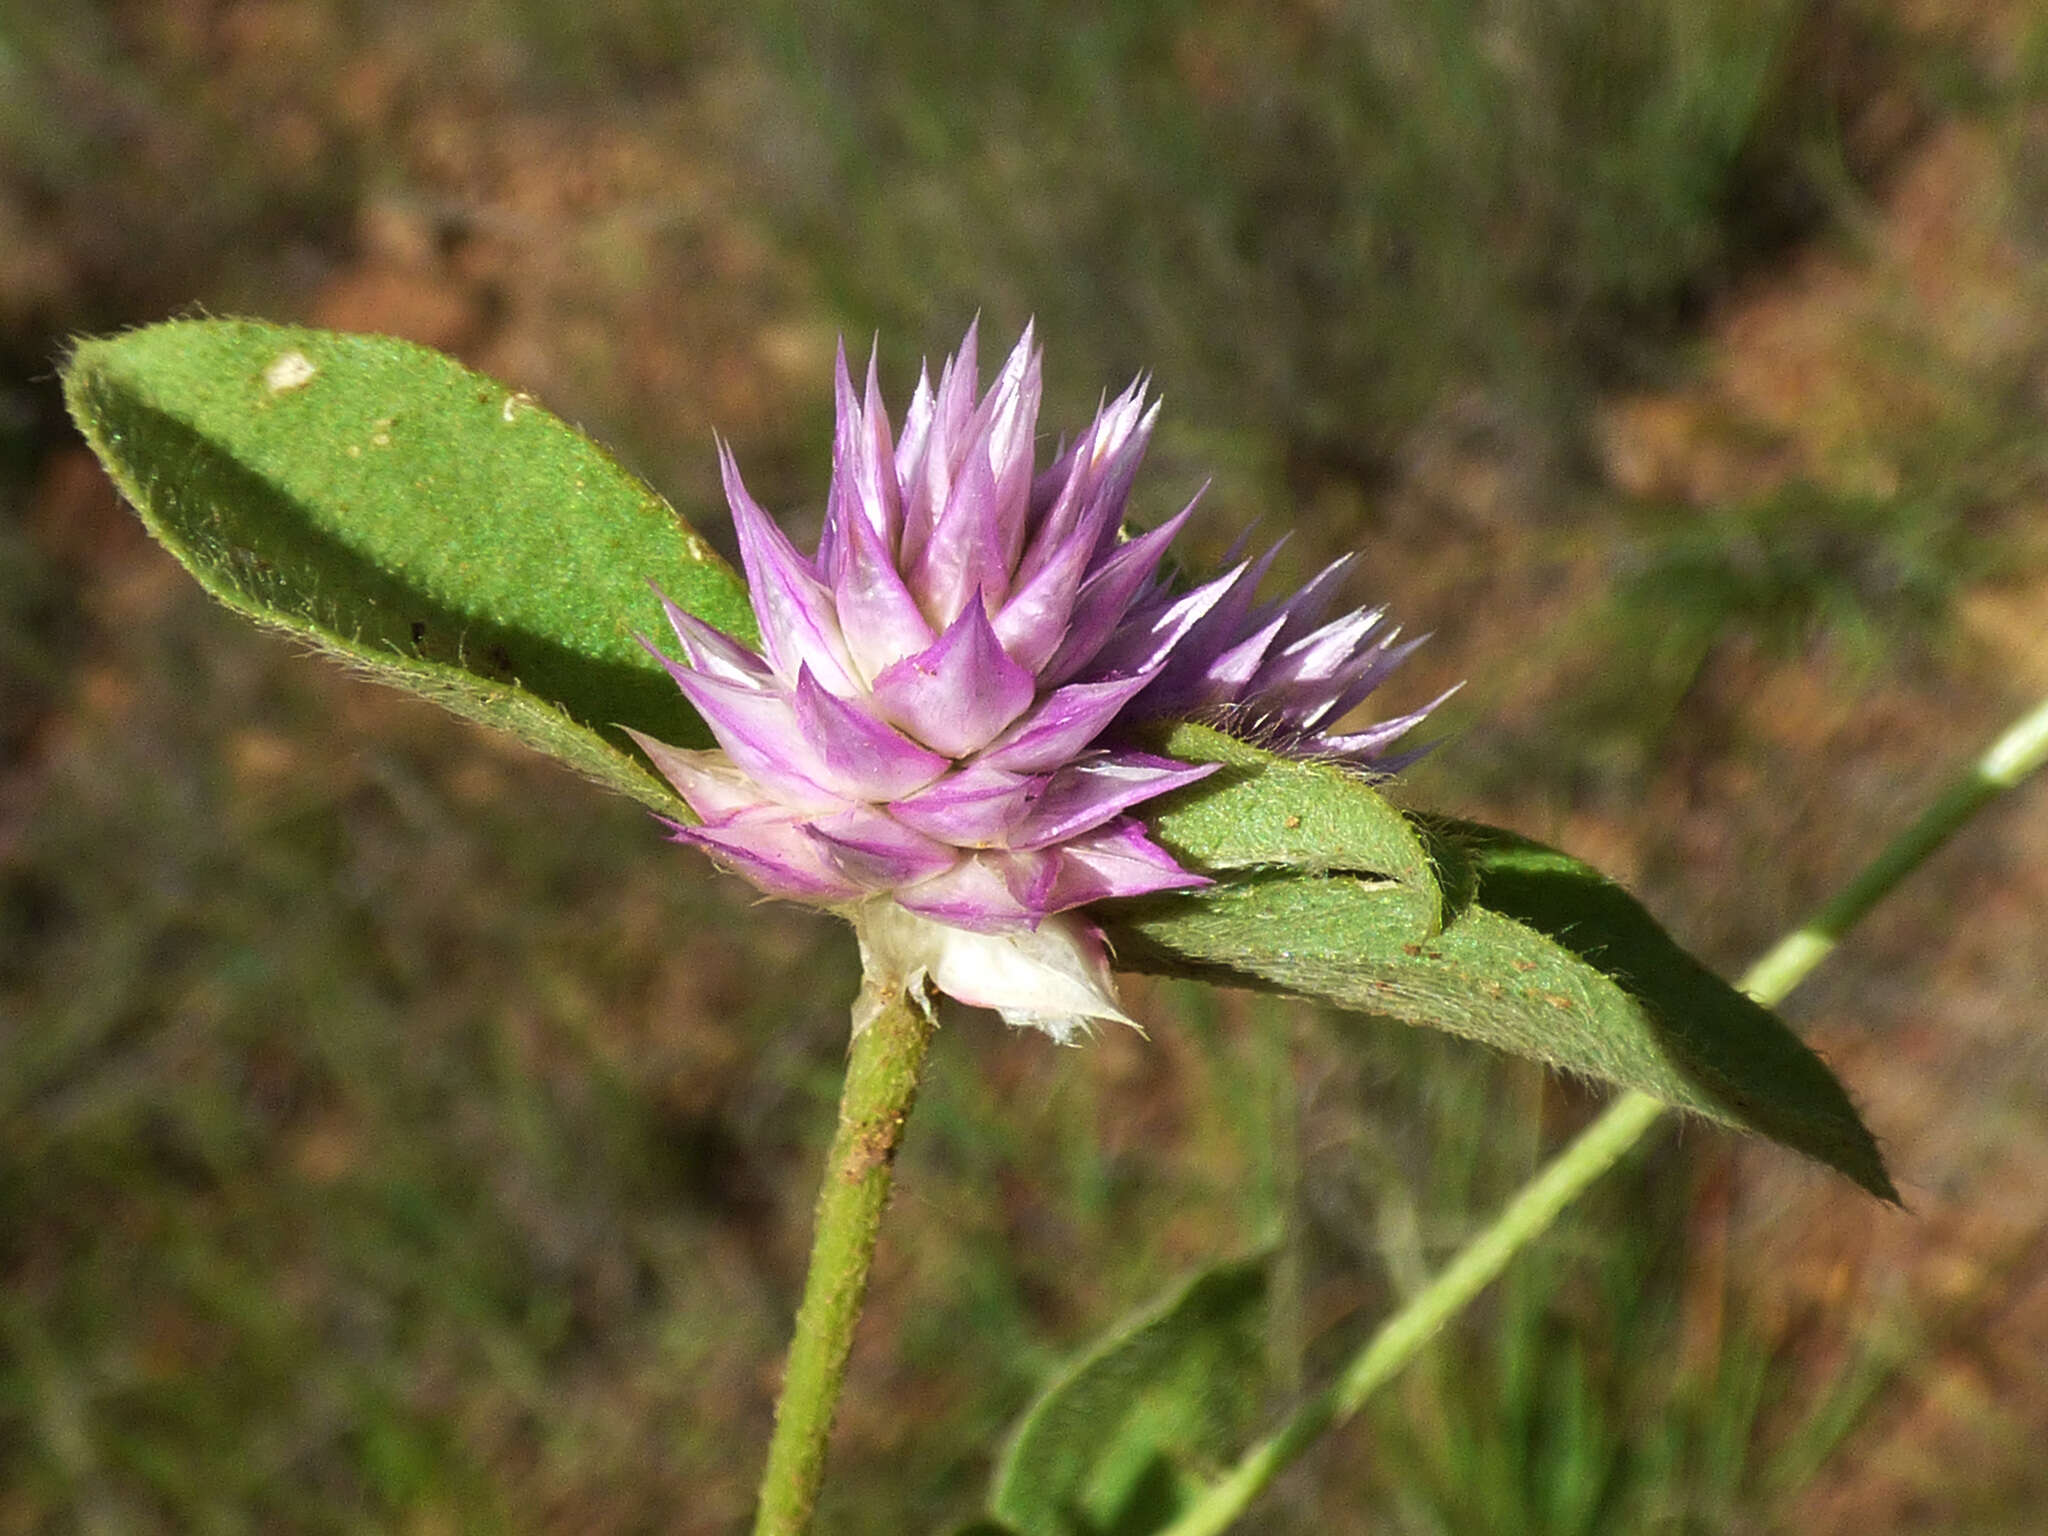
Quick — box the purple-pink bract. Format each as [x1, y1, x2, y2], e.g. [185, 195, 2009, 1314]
[633, 322, 1440, 1032]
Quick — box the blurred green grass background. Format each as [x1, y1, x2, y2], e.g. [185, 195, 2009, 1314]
[5, 1, 2048, 1530]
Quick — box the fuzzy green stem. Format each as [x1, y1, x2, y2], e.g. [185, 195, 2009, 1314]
[1740, 689, 2048, 1002]
[752, 981, 936, 1536]
[1161, 689, 2048, 1536]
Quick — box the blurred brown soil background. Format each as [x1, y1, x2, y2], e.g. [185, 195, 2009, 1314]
[4, 1, 2048, 1531]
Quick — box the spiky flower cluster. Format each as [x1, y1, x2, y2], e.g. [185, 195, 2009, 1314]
[635, 323, 1440, 1037]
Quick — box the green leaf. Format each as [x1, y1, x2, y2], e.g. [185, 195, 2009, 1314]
[989, 1252, 1271, 1536]
[1144, 722, 1441, 904]
[1435, 820, 1892, 1198]
[1113, 722, 1447, 971]
[63, 319, 754, 810]
[1108, 820, 1892, 1199]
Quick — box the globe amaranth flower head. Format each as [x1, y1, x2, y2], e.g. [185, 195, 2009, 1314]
[631, 321, 1447, 1041]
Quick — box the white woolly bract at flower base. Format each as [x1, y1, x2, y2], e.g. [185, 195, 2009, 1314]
[852, 899, 1133, 1044]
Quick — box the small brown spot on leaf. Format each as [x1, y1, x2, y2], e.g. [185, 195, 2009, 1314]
[262, 350, 316, 392]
